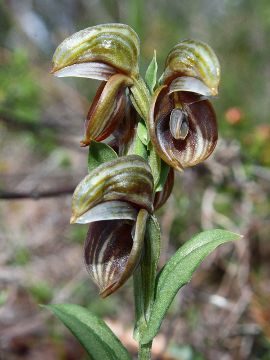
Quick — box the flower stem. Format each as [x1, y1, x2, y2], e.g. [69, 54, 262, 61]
[133, 215, 161, 359]
[138, 342, 152, 360]
[133, 265, 153, 360]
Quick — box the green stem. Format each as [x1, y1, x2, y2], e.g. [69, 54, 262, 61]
[134, 265, 153, 360]
[133, 216, 161, 360]
[138, 342, 152, 360]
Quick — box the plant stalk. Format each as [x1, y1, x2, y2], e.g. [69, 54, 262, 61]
[133, 264, 153, 360]
[133, 215, 161, 359]
[138, 342, 152, 360]
[130, 74, 158, 360]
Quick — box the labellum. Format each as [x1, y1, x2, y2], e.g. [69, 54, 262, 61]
[70, 155, 154, 297]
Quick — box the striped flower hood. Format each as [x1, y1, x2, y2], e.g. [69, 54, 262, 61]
[148, 39, 220, 171]
[70, 155, 154, 297]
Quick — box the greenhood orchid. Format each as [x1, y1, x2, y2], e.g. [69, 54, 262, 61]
[52, 24, 221, 297]
[47, 22, 246, 360]
[148, 40, 220, 171]
[51, 23, 145, 146]
[70, 155, 154, 297]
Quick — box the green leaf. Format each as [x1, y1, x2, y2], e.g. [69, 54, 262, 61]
[145, 50, 158, 93]
[155, 160, 170, 192]
[127, 133, 148, 160]
[149, 143, 161, 189]
[133, 215, 161, 340]
[137, 120, 149, 145]
[45, 304, 131, 360]
[134, 135, 148, 159]
[129, 77, 150, 121]
[141, 230, 241, 344]
[88, 140, 118, 172]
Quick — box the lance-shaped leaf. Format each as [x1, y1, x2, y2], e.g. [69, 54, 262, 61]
[80, 74, 132, 146]
[71, 155, 154, 223]
[45, 304, 131, 360]
[141, 230, 241, 344]
[148, 86, 218, 170]
[129, 77, 151, 121]
[52, 23, 140, 79]
[154, 167, 174, 210]
[84, 209, 148, 297]
[145, 50, 158, 93]
[163, 39, 220, 96]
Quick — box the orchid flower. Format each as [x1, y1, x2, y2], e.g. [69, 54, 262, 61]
[148, 40, 220, 171]
[70, 155, 154, 297]
[51, 27, 221, 299]
[51, 23, 148, 147]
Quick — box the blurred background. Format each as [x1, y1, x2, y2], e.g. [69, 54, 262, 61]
[0, 0, 270, 359]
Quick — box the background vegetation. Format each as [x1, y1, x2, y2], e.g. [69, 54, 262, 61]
[0, 1, 270, 359]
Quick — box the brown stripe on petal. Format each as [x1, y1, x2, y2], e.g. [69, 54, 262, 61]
[149, 89, 218, 170]
[112, 103, 137, 156]
[80, 74, 132, 146]
[158, 93, 218, 169]
[84, 220, 133, 294]
[84, 208, 148, 297]
[148, 86, 183, 171]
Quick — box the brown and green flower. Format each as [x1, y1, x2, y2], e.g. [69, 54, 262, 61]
[70, 155, 154, 297]
[148, 40, 220, 171]
[51, 23, 141, 146]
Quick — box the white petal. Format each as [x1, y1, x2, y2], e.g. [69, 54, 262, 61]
[75, 201, 137, 224]
[52, 62, 116, 81]
[169, 76, 214, 97]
